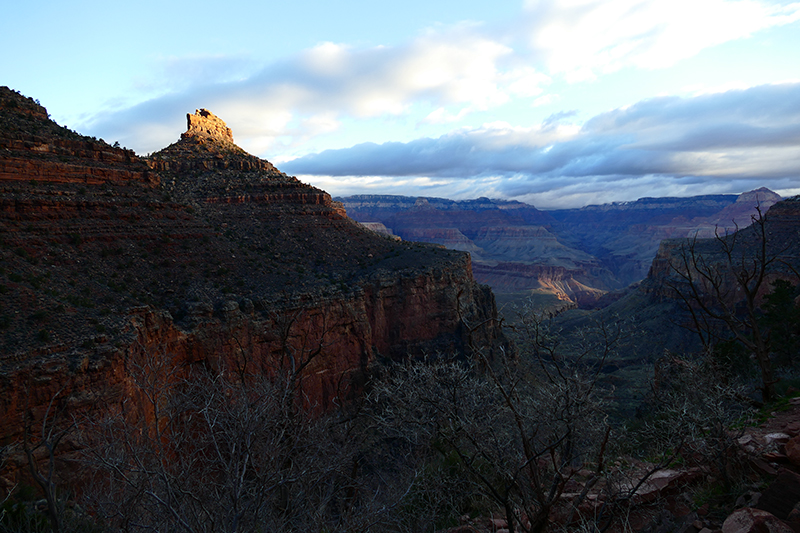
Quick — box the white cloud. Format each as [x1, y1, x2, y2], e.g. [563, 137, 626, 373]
[82, 23, 553, 155]
[523, 0, 800, 80]
[284, 83, 800, 207]
[533, 94, 560, 107]
[76, 0, 800, 206]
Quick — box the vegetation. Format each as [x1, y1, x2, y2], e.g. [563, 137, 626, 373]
[667, 207, 799, 402]
[2, 85, 799, 532]
[6, 298, 789, 533]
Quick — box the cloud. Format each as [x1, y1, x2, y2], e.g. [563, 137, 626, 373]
[70, 0, 800, 207]
[77, 0, 799, 158]
[80, 24, 550, 155]
[285, 83, 800, 207]
[521, 0, 800, 80]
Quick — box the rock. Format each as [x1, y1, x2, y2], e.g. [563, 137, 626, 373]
[626, 468, 703, 504]
[739, 434, 759, 453]
[339, 188, 781, 304]
[785, 421, 800, 436]
[757, 470, 800, 520]
[0, 88, 511, 485]
[749, 456, 779, 476]
[722, 508, 792, 533]
[185, 108, 234, 143]
[765, 433, 792, 447]
[786, 436, 800, 466]
[736, 491, 762, 508]
[491, 518, 508, 529]
[787, 502, 800, 523]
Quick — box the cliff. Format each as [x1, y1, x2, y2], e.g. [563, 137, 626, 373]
[339, 190, 782, 310]
[646, 195, 800, 299]
[0, 88, 507, 488]
[339, 194, 612, 308]
[0, 87, 156, 186]
[548, 190, 781, 286]
[551, 196, 800, 410]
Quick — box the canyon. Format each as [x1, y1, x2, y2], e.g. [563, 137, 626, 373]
[0, 89, 507, 486]
[2, 87, 800, 533]
[550, 194, 800, 415]
[339, 189, 781, 310]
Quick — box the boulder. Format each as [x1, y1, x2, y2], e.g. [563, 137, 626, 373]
[722, 508, 792, 533]
[757, 469, 800, 521]
[786, 436, 800, 466]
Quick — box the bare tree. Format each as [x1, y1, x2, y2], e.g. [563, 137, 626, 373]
[367, 304, 627, 533]
[666, 206, 795, 402]
[637, 354, 753, 491]
[77, 333, 408, 533]
[21, 387, 76, 533]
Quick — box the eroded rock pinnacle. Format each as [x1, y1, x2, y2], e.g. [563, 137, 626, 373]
[184, 108, 234, 143]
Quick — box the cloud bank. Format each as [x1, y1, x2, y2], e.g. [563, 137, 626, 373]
[284, 83, 800, 207]
[74, 0, 800, 207]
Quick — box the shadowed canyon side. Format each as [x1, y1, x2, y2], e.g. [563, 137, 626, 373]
[339, 195, 612, 310]
[645, 196, 800, 302]
[0, 89, 508, 485]
[339, 190, 781, 311]
[549, 196, 800, 412]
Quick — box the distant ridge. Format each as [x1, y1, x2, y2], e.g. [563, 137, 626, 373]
[338, 188, 782, 309]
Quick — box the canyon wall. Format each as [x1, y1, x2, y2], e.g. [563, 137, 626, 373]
[0, 88, 507, 488]
[339, 190, 782, 310]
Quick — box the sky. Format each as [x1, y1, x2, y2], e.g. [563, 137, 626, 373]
[3, 0, 800, 208]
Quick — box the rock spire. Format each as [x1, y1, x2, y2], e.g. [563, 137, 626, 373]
[184, 108, 234, 143]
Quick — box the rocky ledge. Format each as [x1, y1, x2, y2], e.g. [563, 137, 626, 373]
[0, 90, 509, 487]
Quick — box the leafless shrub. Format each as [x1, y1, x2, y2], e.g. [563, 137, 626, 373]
[636, 353, 754, 490]
[366, 316, 618, 533]
[76, 343, 383, 533]
[666, 206, 797, 402]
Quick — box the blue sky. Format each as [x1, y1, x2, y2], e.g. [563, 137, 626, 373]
[3, 0, 800, 208]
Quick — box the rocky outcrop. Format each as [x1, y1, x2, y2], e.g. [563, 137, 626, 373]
[563, 196, 800, 408]
[0, 91, 508, 487]
[646, 197, 800, 299]
[357, 221, 399, 239]
[472, 262, 607, 306]
[399, 228, 483, 255]
[689, 187, 781, 238]
[548, 191, 782, 287]
[723, 508, 793, 533]
[339, 195, 613, 309]
[0, 87, 156, 186]
[184, 108, 234, 142]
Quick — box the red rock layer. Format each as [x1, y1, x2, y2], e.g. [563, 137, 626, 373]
[0, 91, 508, 488]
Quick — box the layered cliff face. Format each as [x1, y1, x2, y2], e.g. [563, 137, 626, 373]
[0, 87, 156, 186]
[339, 190, 782, 311]
[340, 194, 613, 308]
[553, 197, 800, 402]
[647, 196, 800, 299]
[0, 89, 507, 487]
[548, 190, 781, 286]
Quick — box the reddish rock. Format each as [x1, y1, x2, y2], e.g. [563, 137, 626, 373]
[626, 468, 703, 504]
[786, 436, 800, 466]
[765, 433, 792, 447]
[785, 422, 800, 437]
[0, 89, 509, 488]
[757, 470, 800, 521]
[185, 108, 233, 142]
[722, 508, 792, 533]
